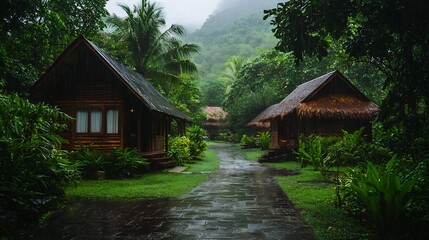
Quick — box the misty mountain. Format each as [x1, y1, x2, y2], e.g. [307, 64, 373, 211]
[205, 0, 280, 33]
[187, 0, 281, 82]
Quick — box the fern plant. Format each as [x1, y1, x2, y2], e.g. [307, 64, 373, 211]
[348, 156, 416, 235]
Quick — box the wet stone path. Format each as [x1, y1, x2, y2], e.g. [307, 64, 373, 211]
[38, 142, 317, 239]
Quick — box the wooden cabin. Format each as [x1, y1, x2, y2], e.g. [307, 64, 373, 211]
[30, 36, 190, 159]
[248, 70, 379, 150]
[202, 106, 228, 139]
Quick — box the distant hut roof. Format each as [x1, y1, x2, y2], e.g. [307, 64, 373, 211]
[248, 70, 379, 125]
[31, 36, 190, 121]
[203, 106, 228, 121]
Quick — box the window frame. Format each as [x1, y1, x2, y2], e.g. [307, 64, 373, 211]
[75, 104, 121, 136]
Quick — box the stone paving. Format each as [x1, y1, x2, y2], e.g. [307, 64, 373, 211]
[37, 142, 317, 239]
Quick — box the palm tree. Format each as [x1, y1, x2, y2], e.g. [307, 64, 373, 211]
[220, 56, 245, 94]
[108, 0, 200, 92]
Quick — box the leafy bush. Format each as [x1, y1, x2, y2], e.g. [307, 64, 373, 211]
[240, 134, 257, 148]
[104, 148, 149, 179]
[296, 135, 329, 174]
[168, 136, 191, 166]
[72, 144, 105, 179]
[217, 132, 240, 143]
[256, 131, 270, 150]
[327, 127, 392, 166]
[186, 125, 207, 160]
[0, 93, 78, 237]
[346, 156, 416, 235]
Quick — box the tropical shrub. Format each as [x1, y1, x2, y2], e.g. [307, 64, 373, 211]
[104, 148, 149, 179]
[186, 125, 207, 160]
[217, 132, 240, 143]
[168, 136, 191, 166]
[327, 127, 392, 166]
[256, 131, 270, 150]
[346, 156, 416, 235]
[0, 93, 78, 237]
[240, 134, 257, 148]
[296, 135, 330, 174]
[72, 144, 105, 179]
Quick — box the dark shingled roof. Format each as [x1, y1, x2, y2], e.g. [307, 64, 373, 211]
[84, 37, 190, 121]
[248, 70, 378, 125]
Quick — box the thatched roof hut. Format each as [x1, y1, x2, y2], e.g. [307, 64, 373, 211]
[248, 70, 378, 125]
[248, 70, 379, 150]
[202, 106, 228, 139]
[203, 106, 228, 123]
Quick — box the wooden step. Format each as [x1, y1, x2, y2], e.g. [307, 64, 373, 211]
[150, 156, 171, 162]
[158, 161, 177, 169]
[141, 151, 177, 170]
[141, 151, 166, 158]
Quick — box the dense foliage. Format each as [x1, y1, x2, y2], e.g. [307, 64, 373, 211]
[347, 157, 417, 236]
[0, 0, 108, 93]
[0, 93, 78, 238]
[168, 136, 191, 166]
[185, 125, 208, 160]
[168, 126, 207, 165]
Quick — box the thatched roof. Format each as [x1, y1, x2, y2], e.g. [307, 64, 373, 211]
[31, 36, 190, 121]
[246, 104, 277, 127]
[296, 94, 379, 119]
[203, 106, 228, 121]
[248, 70, 379, 125]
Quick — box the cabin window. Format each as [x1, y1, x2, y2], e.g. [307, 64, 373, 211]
[76, 110, 88, 133]
[106, 109, 119, 134]
[76, 107, 120, 134]
[90, 109, 102, 133]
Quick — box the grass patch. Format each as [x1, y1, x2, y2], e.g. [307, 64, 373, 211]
[240, 148, 264, 161]
[185, 148, 220, 172]
[67, 146, 221, 199]
[267, 161, 373, 240]
[66, 173, 208, 198]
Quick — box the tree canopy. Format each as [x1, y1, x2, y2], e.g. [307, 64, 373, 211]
[0, 0, 108, 93]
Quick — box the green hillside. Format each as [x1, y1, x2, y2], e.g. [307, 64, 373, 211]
[187, 0, 280, 82]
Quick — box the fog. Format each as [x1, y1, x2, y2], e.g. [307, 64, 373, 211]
[106, 0, 222, 32]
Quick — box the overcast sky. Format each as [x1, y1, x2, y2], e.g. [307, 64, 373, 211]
[106, 0, 222, 32]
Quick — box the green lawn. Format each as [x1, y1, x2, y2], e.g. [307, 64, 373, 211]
[67, 145, 220, 199]
[185, 147, 220, 172]
[240, 148, 264, 161]
[66, 173, 208, 198]
[263, 161, 373, 240]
